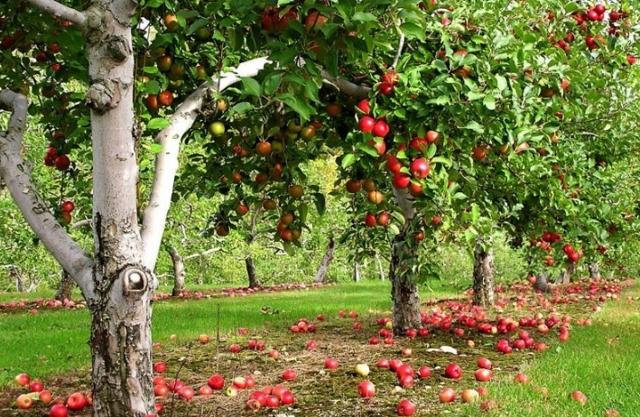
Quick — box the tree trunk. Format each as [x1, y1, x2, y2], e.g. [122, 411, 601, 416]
[556, 262, 576, 284]
[9, 265, 24, 292]
[388, 187, 422, 336]
[55, 270, 75, 301]
[375, 253, 386, 280]
[389, 232, 422, 335]
[472, 239, 495, 307]
[314, 237, 335, 284]
[353, 261, 361, 282]
[588, 263, 601, 280]
[533, 272, 551, 292]
[167, 246, 185, 296]
[245, 255, 260, 288]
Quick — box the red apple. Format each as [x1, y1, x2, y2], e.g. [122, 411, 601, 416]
[282, 369, 297, 381]
[16, 394, 33, 410]
[357, 380, 376, 398]
[66, 392, 87, 411]
[49, 404, 69, 417]
[324, 358, 339, 370]
[15, 373, 30, 387]
[207, 374, 225, 390]
[439, 387, 456, 403]
[475, 368, 493, 382]
[396, 399, 416, 416]
[444, 363, 462, 379]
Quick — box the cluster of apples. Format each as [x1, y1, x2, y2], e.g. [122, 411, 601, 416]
[13, 373, 88, 417]
[563, 243, 583, 263]
[289, 317, 318, 334]
[245, 384, 296, 411]
[43, 146, 70, 171]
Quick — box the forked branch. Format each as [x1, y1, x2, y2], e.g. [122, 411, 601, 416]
[0, 90, 94, 299]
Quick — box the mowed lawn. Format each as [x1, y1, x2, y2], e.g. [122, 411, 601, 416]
[0, 281, 455, 387]
[469, 284, 640, 417]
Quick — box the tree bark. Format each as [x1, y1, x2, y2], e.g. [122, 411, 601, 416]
[556, 262, 576, 284]
[472, 239, 495, 307]
[353, 261, 361, 282]
[389, 187, 422, 335]
[55, 270, 75, 301]
[167, 246, 185, 296]
[533, 272, 551, 292]
[314, 237, 335, 284]
[9, 266, 24, 292]
[245, 256, 260, 289]
[588, 263, 601, 280]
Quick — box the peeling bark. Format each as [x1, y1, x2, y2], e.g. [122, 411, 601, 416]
[472, 239, 495, 307]
[167, 246, 185, 296]
[10, 266, 25, 292]
[314, 237, 335, 284]
[55, 270, 75, 301]
[588, 263, 601, 280]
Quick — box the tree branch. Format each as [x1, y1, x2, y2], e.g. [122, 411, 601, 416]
[141, 58, 372, 270]
[0, 90, 94, 299]
[391, 34, 406, 69]
[25, 0, 86, 27]
[320, 70, 371, 98]
[141, 57, 272, 270]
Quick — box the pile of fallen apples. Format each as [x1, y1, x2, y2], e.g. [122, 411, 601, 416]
[10, 278, 630, 416]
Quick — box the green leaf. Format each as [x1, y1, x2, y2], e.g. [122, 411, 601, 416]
[240, 77, 261, 97]
[483, 95, 496, 110]
[463, 121, 485, 134]
[496, 74, 508, 91]
[313, 193, 326, 215]
[341, 153, 356, 169]
[426, 144, 437, 159]
[148, 143, 163, 154]
[187, 19, 209, 35]
[263, 73, 283, 96]
[400, 22, 426, 42]
[228, 102, 254, 115]
[431, 156, 452, 167]
[280, 94, 314, 121]
[352, 12, 378, 22]
[147, 118, 170, 130]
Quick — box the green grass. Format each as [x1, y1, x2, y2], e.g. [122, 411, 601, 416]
[0, 280, 455, 387]
[469, 284, 640, 417]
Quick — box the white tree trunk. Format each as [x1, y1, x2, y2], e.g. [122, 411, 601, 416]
[55, 270, 75, 301]
[375, 253, 386, 281]
[353, 261, 361, 282]
[588, 263, 601, 280]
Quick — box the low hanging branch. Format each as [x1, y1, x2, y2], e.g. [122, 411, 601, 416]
[25, 0, 86, 26]
[0, 90, 95, 299]
[141, 59, 371, 271]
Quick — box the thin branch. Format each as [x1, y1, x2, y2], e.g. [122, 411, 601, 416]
[0, 90, 94, 299]
[183, 247, 223, 261]
[320, 70, 371, 98]
[70, 218, 92, 230]
[25, 0, 86, 27]
[391, 33, 406, 69]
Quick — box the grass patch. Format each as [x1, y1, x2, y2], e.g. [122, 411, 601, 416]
[0, 281, 455, 387]
[468, 284, 640, 417]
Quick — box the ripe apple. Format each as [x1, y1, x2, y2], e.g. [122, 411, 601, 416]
[281, 390, 295, 405]
[417, 366, 432, 379]
[461, 389, 480, 403]
[410, 158, 430, 178]
[475, 368, 493, 382]
[377, 359, 390, 369]
[359, 116, 376, 133]
[444, 363, 462, 379]
[399, 374, 414, 388]
[439, 387, 456, 403]
[15, 373, 30, 386]
[29, 379, 44, 392]
[571, 390, 587, 405]
[229, 344, 242, 353]
[198, 334, 210, 344]
[355, 363, 370, 377]
[154, 384, 169, 397]
[282, 369, 297, 381]
[39, 390, 53, 404]
[514, 373, 529, 384]
[158, 90, 174, 107]
[356, 99, 371, 114]
[180, 386, 195, 400]
[66, 392, 87, 411]
[396, 399, 416, 416]
[477, 357, 492, 369]
[16, 394, 33, 410]
[232, 376, 247, 389]
[49, 404, 69, 417]
[324, 357, 339, 370]
[373, 120, 390, 138]
[207, 374, 225, 390]
[357, 380, 376, 398]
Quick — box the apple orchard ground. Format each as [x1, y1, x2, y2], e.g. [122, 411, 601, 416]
[0, 280, 639, 416]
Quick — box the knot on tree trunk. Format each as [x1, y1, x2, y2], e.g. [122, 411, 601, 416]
[106, 35, 131, 62]
[86, 80, 121, 113]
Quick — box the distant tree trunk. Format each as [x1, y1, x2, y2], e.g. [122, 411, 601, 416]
[375, 253, 386, 280]
[55, 270, 75, 301]
[9, 265, 24, 292]
[472, 238, 495, 307]
[556, 262, 576, 284]
[245, 255, 260, 288]
[245, 206, 261, 289]
[167, 246, 185, 296]
[314, 237, 335, 284]
[353, 261, 361, 282]
[534, 272, 551, 292]
[588, 263, 601, 280]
